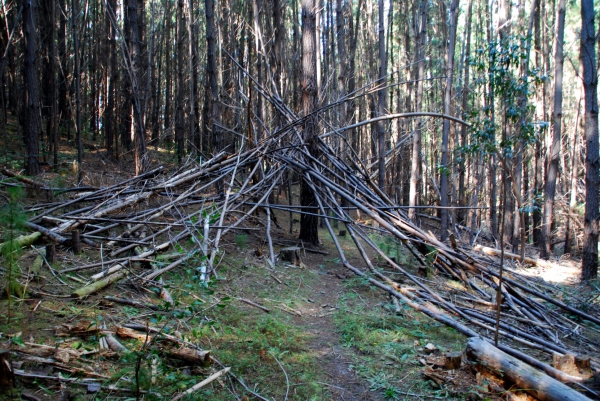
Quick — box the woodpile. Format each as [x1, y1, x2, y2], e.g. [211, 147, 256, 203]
[1, 89, 599, 399]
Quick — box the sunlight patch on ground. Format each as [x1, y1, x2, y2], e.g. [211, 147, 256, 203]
[514, 258, 581, 284]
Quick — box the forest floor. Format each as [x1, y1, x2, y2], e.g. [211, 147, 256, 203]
[0, 188, 476, 400]
[1, 123, 599, 400]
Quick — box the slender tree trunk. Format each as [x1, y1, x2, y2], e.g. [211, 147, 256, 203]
[532, 1, 543, 245]
[408, 0, 426, 222]
[298, 0, 319, 245]
[457, 0, 472, 225]
[72, 0, 83, 181]
[127, 0, 148, 175]
[151, 17, 164, 149]
[57, 0, 69, 129]
[376, 0, 387, 192]
[439, 0, 459, 241]
[580, 0, 599, 280]
[163, 2, 172, 143]
[252, 0, 264, 143]
[187, 0, 199, 151]
[540, 0, 565, 258]
[564, 95, 582, 255]
[347, 0, 361, 151]
[22, 0, 41, 175]
[176, 0, 185, 162]
[205, 0, 220, 189]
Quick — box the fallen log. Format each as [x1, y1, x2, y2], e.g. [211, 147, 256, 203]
[170, 367, 230, 401]
[167, 348, 210, 365]
[1, 168, 46, 188]
[104, 296, 159, 311]
[24, 222, 68, 244]
[473, 245, 558, 269]
[0, 232, 41, 251]
[466, 337, 592, 401]
[71, 270, 127, 298]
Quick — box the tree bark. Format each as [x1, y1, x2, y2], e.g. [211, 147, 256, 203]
[187, 0, 199, 151]
[376, 0, 388, 192]
[104, 0, 118, 159]
[439, 0, 459, 241]
[408, 0, 426, 222]
[176, 0, 185, 163]
[22, 0, 41, 176]
[580, 0, 599, 280]
[466, 338, 592, 401]
[72, 0, 83, 181]
[541, 0, 566, 258]
[127, 0, 148, 175]
[298, 0, 319, 246]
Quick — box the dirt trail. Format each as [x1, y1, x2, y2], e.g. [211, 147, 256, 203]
[293, 259, 378, 400]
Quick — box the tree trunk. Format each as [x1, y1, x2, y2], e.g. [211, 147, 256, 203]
[565, 96, 582, 255]
[204, 0, 220, 191]
[252, 0, 264, 143]
[457, 0, 473, 225]
[298, 0, 319, 246]
[580, 0, 599, 280]
[22, 0, 41, 176]
[187, 0, 199, 151]
[408, 0, 427, 222]
[439, 0, 459, 241]
[104, 0, 117, 158]
[72, 0, 83, 181]
[540, 0, 565, 258]
[127, 0, 148, 175]
[176, 0, 185, 163]
[376, 0, 387, 192]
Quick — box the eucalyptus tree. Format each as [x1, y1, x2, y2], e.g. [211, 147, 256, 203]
[540, 0, 566, 258]
[439, 0, 459, 241]
[408, 0, 427, 222]
[580, 0, 599, 280]
[21, 0, 41, 175]
[299, 0, 319, 245]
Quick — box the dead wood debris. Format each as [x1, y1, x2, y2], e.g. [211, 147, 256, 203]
[0, 86, 599, 399]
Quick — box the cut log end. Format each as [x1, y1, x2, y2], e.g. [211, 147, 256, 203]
[168, 347, 211, 366]
[553, 353, 580, 377]
[280, 247, 301, 265]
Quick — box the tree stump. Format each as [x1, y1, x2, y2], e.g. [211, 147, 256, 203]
[72, 230, 81, 254]
[46, 244, 56, 263]
[0, 350, 14, 391]
[280, 247, 301, 266]
[444, 351, 462, 370]
[552, 353, 580, 377]
[575, 355, 592, 374]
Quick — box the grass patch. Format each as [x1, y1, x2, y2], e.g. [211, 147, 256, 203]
[333, 282, 465, 399]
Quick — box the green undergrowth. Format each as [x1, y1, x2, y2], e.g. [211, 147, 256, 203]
[92, 257, 328, 400]
[333, 277, 465, 400]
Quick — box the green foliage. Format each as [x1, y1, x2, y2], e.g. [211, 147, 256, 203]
[0, 188, 28, 307]
[465, 34, 547, 160]
[235, 233, 248, 249]
[334, 293, 464, 399]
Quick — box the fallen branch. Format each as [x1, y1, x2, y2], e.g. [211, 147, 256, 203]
[473, 245, 558, 269]
[71, 271, 127, 298]
[170, 367, 230, 401]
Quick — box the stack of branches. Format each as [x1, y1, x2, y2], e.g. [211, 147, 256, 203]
[1, 59, 598, 400]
